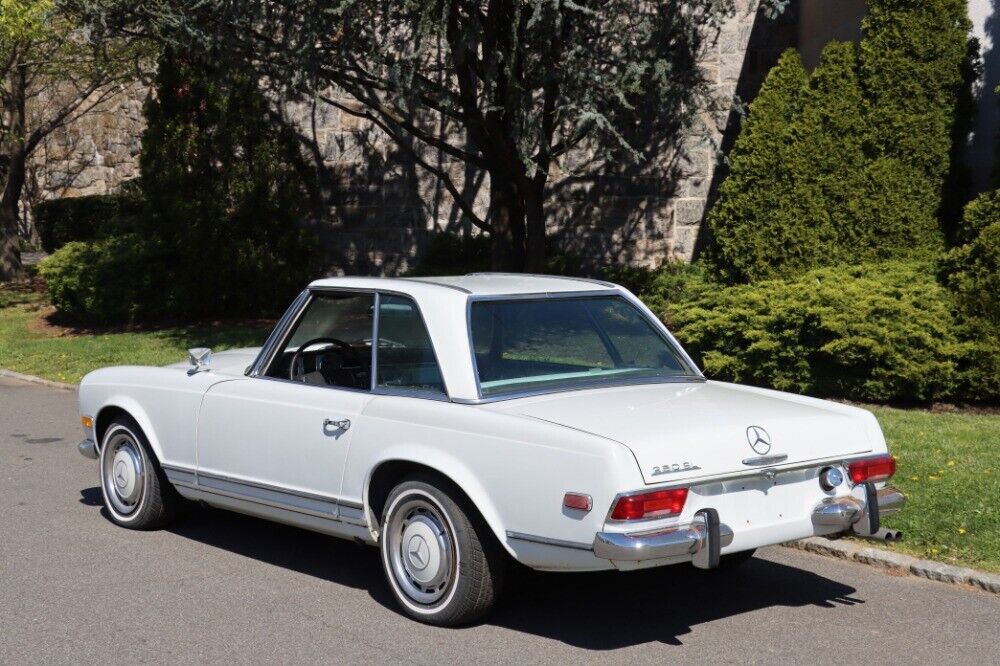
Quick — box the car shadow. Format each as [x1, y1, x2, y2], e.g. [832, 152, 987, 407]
[86, 494, 863, 649]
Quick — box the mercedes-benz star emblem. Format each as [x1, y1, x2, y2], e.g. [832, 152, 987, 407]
[407, 536, 428, 570]
[115, 460, 128, 487]
[746, 425, 772, 455]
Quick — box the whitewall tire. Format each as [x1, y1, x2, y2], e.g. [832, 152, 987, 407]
[379, 476, 505, 626]
[98, 416, 178, 529]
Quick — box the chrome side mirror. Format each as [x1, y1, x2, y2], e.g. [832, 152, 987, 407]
[187, 347, 212, 375]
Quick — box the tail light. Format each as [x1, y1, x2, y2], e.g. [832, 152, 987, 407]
[847, 455, 896, 484]
[610, 488, 688, 521]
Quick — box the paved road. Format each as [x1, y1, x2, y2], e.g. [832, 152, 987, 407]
[1, 376, 998, 665]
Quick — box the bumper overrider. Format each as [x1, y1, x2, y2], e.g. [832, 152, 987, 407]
[78, 438, 98, 459]
[594, 508, 733, 568]
[594, 485, 905, 565]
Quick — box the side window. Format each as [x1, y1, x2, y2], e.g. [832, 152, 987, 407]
[265, 292, 374, 390]
[375, 295, 446, 396]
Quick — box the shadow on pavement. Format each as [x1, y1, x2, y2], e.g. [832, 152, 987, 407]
[87, 494, 862, 649]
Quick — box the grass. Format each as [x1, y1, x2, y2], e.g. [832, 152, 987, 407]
[873, 405, 1000, 573]
[1, 282, 998, 572]
[0, 285, 271, 384]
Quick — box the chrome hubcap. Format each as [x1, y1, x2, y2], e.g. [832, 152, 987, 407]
[102, 432, 144, 515]
[387, 498, 454, 605]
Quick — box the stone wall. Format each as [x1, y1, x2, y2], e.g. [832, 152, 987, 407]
[26, 84, 146, 205]
[26, 1, 798, 273]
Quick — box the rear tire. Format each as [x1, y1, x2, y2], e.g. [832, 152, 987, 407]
[379, 476, 505, 626]
[98, 416, 179, 529]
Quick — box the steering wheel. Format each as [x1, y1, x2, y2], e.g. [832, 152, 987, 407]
[289, 337, 358, 381]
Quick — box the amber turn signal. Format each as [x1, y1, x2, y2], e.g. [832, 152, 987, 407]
[81, 415, 94, 429]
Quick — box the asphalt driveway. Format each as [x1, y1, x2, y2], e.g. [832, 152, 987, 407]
[1, 376, 998, 664]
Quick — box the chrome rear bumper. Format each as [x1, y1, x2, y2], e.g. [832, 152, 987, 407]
[594, 514, 734, 563]
[811, 486, 905, 531]
[78, 438, 98, 459]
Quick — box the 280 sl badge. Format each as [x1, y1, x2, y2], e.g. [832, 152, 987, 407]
[651, 462, 702, 476]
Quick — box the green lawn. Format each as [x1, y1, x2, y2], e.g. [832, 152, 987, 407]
[873, 405, 1000, 572]
[0, 287, 271, 384]
[1, 284, 998, 571]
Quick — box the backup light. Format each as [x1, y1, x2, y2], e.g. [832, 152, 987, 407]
[847, 455, 896, 485]
[819, 466, 844, 491]
[610, 488, 688, 521]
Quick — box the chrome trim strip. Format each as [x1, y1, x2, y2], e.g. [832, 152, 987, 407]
[632, 452, 875, 492]
[162, 465, 196, 486]
[397, 277, 472, 293]
[450, 375, 706, 405]
[198, 474, 337, 517]
[177, 468, 370, 523]
[464, 272, 617, 289]
[505, 530, 594, 552]
[195, 469, 342, 506]
[185, 484, 340, 521]
[370, 291, 381, 392]
[742, 453, 789, 466]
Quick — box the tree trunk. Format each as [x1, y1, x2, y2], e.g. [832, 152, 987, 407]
[0, 153, 26, 281]
[489, 175, 526, 271]
[523, 182, 546, 273]
[0, 63, 28, 282]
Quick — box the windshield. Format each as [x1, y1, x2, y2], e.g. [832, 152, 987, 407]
[469, 295, 699, 398]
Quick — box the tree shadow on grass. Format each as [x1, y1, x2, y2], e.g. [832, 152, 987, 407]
[155, 321, 273, 351]
[134, 503, 864, 650]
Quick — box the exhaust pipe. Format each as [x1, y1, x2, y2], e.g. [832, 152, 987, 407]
[856, 527, 903, 542]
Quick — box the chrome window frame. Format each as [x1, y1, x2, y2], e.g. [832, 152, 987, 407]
[247, 286, 451, 402]
[463, 290, 705, 403]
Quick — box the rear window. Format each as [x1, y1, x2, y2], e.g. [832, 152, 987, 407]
[469, 296, 697, 397]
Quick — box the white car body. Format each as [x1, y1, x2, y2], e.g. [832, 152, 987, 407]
[77, 274, 903, 575]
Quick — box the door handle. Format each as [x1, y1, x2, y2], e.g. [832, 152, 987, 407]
[323, 418, 351, 435]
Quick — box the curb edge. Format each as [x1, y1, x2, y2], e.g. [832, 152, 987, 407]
[783, 537, 1000, 595]
[0, 368, 77, 391]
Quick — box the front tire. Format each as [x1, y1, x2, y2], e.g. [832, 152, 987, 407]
[379, 476, 504, 626]
[98, 416, 178, 529]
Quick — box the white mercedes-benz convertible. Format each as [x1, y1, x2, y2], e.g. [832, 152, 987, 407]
[77, 273, 903, 625]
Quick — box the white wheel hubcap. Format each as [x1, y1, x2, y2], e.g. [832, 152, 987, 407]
[385, 495, 456, 606]
[101, 431, 145, 516]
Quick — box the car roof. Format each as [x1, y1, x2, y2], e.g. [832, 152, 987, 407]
[309, 273, 618, 296]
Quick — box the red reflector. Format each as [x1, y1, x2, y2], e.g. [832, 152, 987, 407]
[848, 455, 896, 484]
[610, 488, 688, 521]
[563, 493, 592, 511]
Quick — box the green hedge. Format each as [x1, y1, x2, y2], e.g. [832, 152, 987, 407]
[37, 236, 161, 326]
[651, 262, 962, 403]
[939, 190, 1000, 401]
[32, 186, 142, 253]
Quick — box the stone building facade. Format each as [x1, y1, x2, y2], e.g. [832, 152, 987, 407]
[24, 1, 837, 273]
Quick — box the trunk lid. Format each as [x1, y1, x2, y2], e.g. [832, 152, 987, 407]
[488, 381, 875, 484]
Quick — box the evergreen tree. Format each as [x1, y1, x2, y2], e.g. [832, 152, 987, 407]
[138, 52, 321, 319]
[859, 0, 971, 255]
[707, 49, 809, 283]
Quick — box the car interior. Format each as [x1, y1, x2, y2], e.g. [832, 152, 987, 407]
[265, 292, 445, 395]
